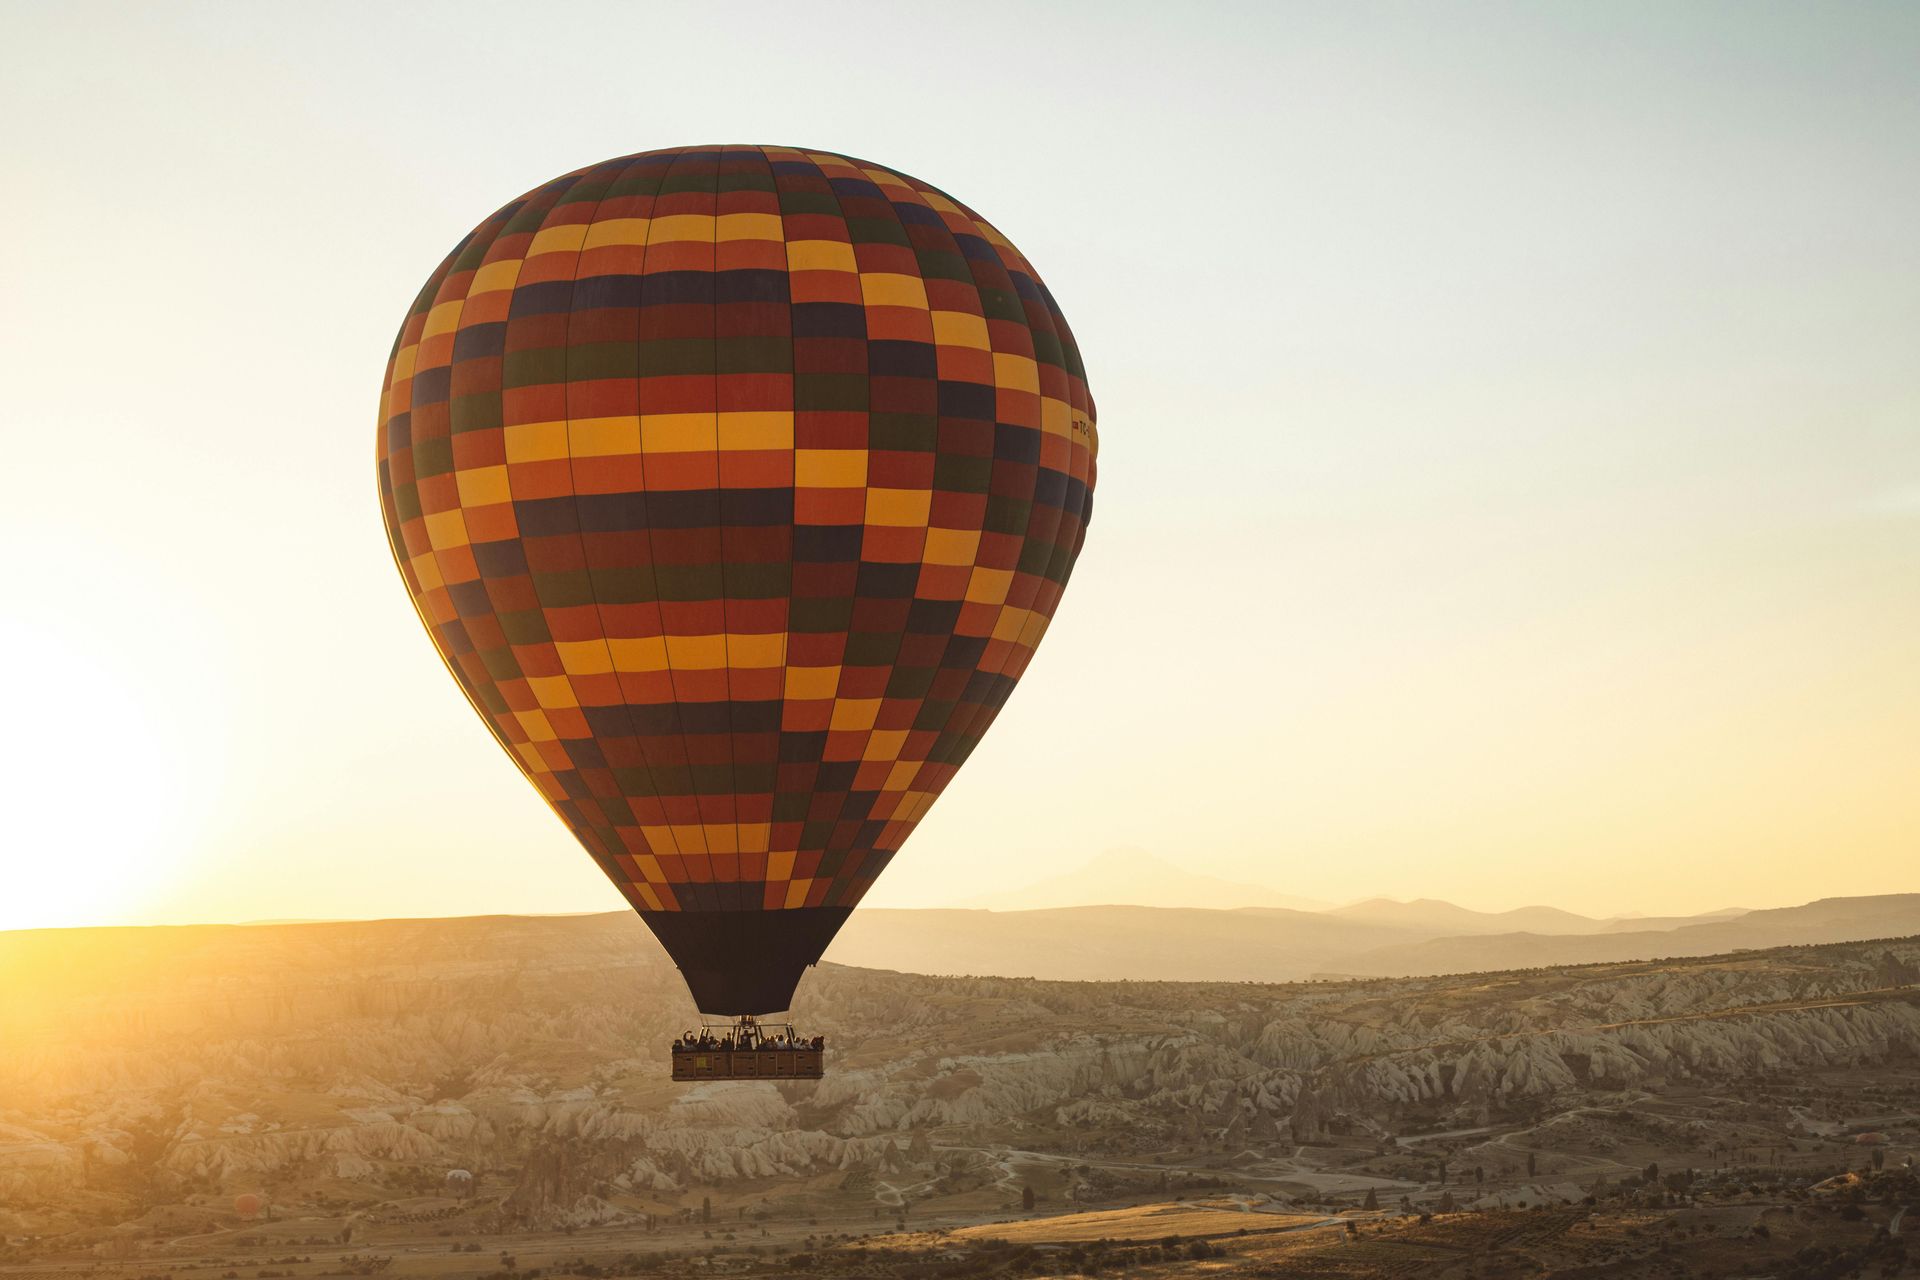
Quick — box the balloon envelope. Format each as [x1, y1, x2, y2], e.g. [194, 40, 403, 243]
[234, 1193, 262, 1219]
[376, 145, 1096, 1013]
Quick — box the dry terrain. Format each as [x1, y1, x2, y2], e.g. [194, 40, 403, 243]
[2, 914, 1917, 1277]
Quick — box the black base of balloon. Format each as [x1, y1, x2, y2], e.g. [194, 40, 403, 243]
[639, 907, 852, 1015]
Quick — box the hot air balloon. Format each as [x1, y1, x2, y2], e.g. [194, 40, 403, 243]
[376, 146, 1095, 1076]
[445, 1168, 474, 1198]
[234, 1193, 263, 1220]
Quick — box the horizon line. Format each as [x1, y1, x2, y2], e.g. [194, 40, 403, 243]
[9, 888, 1919, 938]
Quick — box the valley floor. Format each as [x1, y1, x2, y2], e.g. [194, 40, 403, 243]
[3, 919, 1919, 1276]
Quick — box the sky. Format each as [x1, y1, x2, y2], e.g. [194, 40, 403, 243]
[2, 0, 1916, 931]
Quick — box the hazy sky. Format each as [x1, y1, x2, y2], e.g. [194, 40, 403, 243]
[3, 0, 1916, 931]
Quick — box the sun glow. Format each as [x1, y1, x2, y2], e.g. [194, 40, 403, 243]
[0, 619, 206, 931]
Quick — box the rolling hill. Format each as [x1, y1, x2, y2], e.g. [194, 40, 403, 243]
[1340, 894, 1920, 976]
[824, 893, 1920, 982]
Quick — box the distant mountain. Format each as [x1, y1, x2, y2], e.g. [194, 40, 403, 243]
[827, 894, 1920, 983]
[1329, 897, 1610, 935]
[1727, 895, 1920, 934]
[11, 894, 1906, 994]
[960, 849, 1330, 912]
[826, 904, 1409, 983]
[1342, 895, 1920, 977]
[1596, 907, 1750, 934]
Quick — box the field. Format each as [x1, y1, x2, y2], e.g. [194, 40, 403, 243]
[947, 1200, 1329, 1243]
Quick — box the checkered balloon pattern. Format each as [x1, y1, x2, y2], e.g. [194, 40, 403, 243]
[376, 145, 1096, 923]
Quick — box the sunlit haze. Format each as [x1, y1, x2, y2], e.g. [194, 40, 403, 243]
[3, 1, 1916, 931]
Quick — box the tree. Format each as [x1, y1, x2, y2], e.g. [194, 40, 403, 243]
[1527, 1152, 1537, 1177]
[701, 1196, 711, 1224]
[123, 1114, 179, 1203]
[1438, 1191, 1455, 1213]
[1021, 1185, 1036, 1212]
[1644, 1162, 1660, 1185]
[1363, 1188, 1378, 1211]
